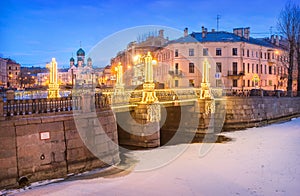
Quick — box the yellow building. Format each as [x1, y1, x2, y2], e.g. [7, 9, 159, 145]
[154, 27, 288, 92]
[6, 58, 21, 88]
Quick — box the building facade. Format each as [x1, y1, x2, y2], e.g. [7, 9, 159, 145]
[153, 27, 288, 91]
[5, 58, 21, 88]
[110, 29, 169, 87]
[0, 58, 7, 88]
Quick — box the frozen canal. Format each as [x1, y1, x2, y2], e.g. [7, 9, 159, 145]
[4, 118, 300, 196]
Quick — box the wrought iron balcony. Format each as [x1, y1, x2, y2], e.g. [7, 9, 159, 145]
[280, 74, 288, 80]
[169, 70, 183, 77]
[227, 71, 245, 77]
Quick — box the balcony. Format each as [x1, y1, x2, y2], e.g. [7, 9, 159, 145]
[169, 70, 183, 77]
[227, 71, 245, 77]
[280, 74, 288, 80]
[267, 58, 276, 65]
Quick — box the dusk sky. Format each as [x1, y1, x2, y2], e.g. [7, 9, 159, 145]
[0, 0, 290, 68]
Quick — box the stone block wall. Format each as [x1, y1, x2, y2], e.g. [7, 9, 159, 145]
[0, 109, 119, 189]
[224, 97, 300, 130]
[116, 104, 160, 148]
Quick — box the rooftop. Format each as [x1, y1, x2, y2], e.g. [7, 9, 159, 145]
[169, 30, 279, 48]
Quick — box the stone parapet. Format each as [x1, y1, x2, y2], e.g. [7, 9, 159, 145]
[0, 109, 119, 189]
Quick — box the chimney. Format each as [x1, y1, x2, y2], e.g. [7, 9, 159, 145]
[275, 35, 279, 46]
[243, 27, 250, 40]
[184, 27, 188, 37]
[233, 28, 243, 37]
[271, 35, 275, 43]
[202, 26, 206, 38]
[159, 29, 164, 37]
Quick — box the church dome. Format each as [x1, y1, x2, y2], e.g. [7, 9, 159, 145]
[77, 48, 85, 56]
[70, 57, 75, 62]
[87, 57, 92, 62]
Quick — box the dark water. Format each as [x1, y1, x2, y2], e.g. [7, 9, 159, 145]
[119, 131, 232, 151]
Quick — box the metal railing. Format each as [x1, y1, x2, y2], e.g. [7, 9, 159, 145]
[227, 71, 245, 76]
[1, 88, 228, 116]
[2, 93, 111, 117]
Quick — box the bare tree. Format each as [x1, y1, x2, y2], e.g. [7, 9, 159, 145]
[278, 1, 299, 96]
[296, 5, 300, 96]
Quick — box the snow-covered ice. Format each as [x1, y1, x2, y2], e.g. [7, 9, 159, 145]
[5, 118, 300, 196]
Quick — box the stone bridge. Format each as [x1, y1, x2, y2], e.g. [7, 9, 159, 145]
[1, 88, 300, 189]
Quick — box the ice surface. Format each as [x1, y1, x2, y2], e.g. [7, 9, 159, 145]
[4, 118, 300, 196]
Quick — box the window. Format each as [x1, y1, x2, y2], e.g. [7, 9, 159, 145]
[15, 72, 17, 75]
[256, 64, 259, 73]
[267, 53, 270, 59]
[269, 80, 272, 86]
[16, 67, 18, 70]
[189, 79, 194, 87]
[216, 80, 222, 87]
[216, 62, 222, 72]
[9, 66, 11, 70]
[264, 53, 267, 59]
[247, 49, 249, 57]
[203, 48, 208, 56]
[247, 63, 250, 73]
[233, 48, 238, 56]
[189, 48, 194, 56]
[175, 49, 178, 57]
[216, 48, 222, 56]
[243, 63, 245, 73]
[232, 62, 238, 75]
[189, 63, 194, 73]
[175, 63, 179, 74]
[242, 49, 245, 56]
[248, 80, 250, 87]
[265, 64, 267, 74]
[175, 80, 179, 87]
[252, 64, 254, 73]
[269, 66, 272, 74]
[260, 64, 263, 74]
[233, 79, 238, 87]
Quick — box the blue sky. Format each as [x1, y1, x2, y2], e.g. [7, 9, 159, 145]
[0, 0, 289, 68]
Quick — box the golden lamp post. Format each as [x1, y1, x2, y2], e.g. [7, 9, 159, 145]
[140, 52, 158, 103]
[200, 59, 213, 99]
[114, 62, 125, 95]
[46, 58, 60, 98]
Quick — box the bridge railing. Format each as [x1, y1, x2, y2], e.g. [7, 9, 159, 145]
[1, 88, 226, 116]
[1, 93, 111, 117]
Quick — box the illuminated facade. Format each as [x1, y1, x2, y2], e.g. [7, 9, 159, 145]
[153, 27, 288, 91]
[2, 58, 21, 88]
[110, 29, 168, 86]
[0, 58, 7, 88]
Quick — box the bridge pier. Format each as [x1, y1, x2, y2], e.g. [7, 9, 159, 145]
[117, 103, 161, 148]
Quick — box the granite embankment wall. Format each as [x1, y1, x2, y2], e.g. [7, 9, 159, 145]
[0, 110, 119, 189]
[224, 97, 300, 130]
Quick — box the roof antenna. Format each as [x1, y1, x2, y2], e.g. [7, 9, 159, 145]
[217, 14, 221, 31]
